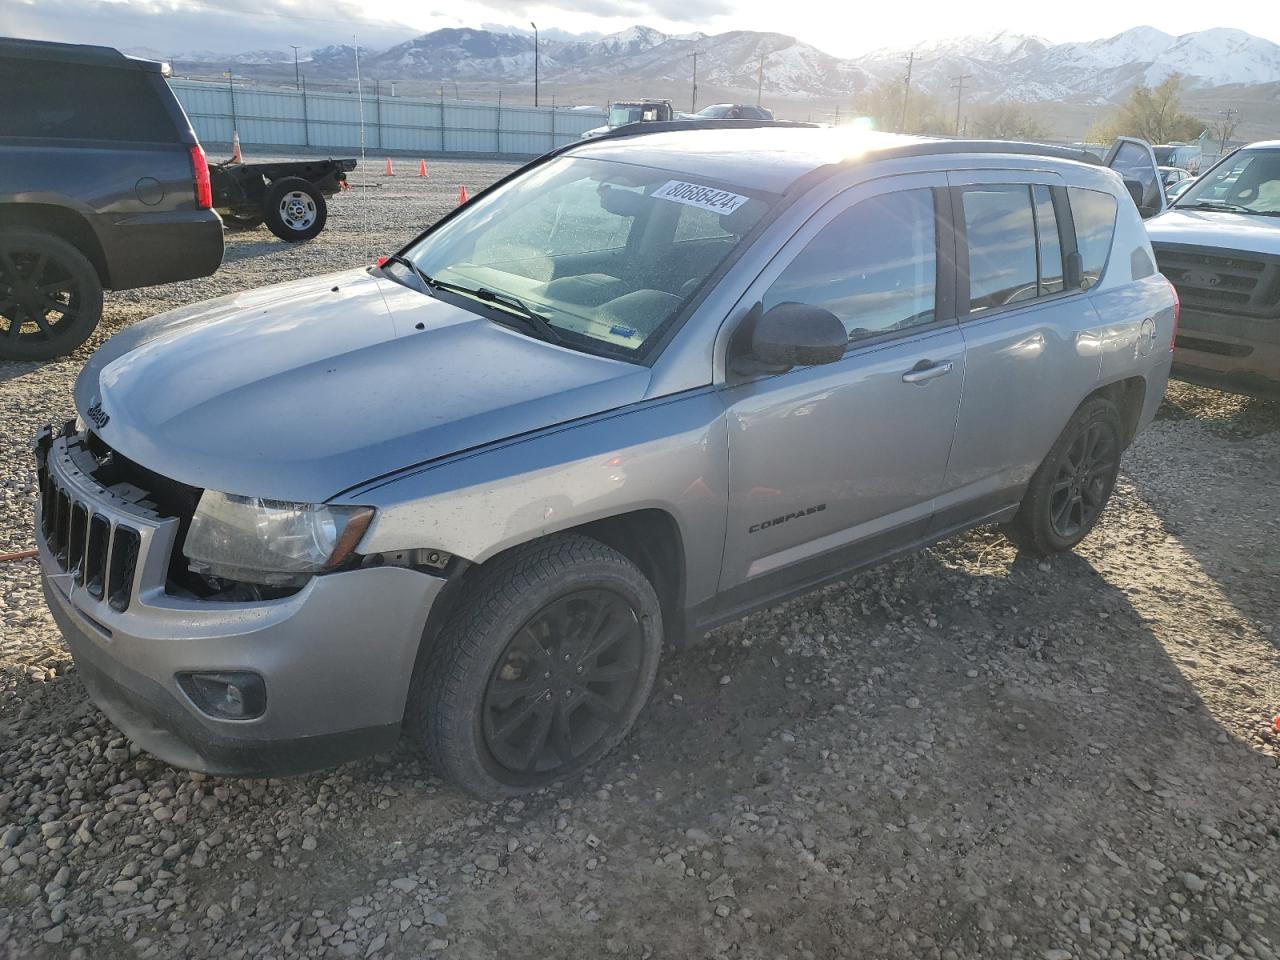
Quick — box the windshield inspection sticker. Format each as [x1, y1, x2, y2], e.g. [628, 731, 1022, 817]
[652, 180, 750, 215]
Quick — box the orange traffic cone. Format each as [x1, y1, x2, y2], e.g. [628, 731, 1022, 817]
[458, 184, 468, 205]
[384, 157, 394, 176]
[231, 130, 243, 163]
[418, 159, 428, 177]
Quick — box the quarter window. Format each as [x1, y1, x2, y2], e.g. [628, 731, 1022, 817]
[0, 60, 176, 142]
[1066, 187, 1118, 289]
[763, 189, 937, 344]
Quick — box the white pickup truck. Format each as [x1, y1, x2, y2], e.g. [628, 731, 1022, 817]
[1146, 141, 1280, 397]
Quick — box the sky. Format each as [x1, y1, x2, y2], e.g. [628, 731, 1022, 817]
[4, 0, 1280, 59]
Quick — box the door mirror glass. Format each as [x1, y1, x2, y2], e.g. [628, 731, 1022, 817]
[745, 302, 847, 370]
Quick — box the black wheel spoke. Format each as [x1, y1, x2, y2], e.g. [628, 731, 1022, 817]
[578, 689, 621, 725]
[487, 676, 542, 709]
[515, 703, 555, 772]
[492, 693, 545, 743]
[583, 660, 637, 683]
[550, 700, 575, 762]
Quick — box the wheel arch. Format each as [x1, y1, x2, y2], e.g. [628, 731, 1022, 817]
[1083, 375, 1147, 446]
[0, 203, 110, 285]
[402, 507, 690, 723]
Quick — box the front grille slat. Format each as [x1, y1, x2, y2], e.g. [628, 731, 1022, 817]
[1154, 243, 1280, 319]
[68, 502, 88, 584]
[107, 527, 141, 613]
[85, 514, 110, 600]
[53, 491, 71, 568]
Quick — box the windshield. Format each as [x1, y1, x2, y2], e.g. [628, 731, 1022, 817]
[403, 156, 773, 359]
[608, 105, 658, 127]
[1175, 148, 1280, 215]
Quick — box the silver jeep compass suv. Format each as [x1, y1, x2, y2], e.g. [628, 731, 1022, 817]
[36, 124, 1177, 797]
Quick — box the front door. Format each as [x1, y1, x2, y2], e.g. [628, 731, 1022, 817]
[1104, 136, 1166, 219]
[716, 174, 965, 608]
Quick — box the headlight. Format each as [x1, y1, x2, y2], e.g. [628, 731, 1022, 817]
[184, 492, 375, 587]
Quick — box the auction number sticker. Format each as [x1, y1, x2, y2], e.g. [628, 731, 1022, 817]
[652, 180, 750, 214]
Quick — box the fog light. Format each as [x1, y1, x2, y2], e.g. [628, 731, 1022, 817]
[178, 671, 267, 720]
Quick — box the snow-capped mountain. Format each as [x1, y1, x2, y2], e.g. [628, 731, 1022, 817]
[166, 24, 1280, 106]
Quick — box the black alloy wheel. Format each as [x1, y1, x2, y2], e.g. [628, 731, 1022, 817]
[0, 231, 102, 361]
[1003, 396, 1124, 556]
[482, 589, 646, 776]
[411, 534, 663, 798]
[1048, 420, 1117, 539]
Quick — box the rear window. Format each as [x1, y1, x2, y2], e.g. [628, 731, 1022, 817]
[0, 59, 177, 142]
[1067, 187, 1118, 289]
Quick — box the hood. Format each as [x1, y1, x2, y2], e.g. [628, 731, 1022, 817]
[75, 268, 651, 503]
[1147, 208, 1280, 254]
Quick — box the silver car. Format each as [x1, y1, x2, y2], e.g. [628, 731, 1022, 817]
[36, 126, 1177, 797]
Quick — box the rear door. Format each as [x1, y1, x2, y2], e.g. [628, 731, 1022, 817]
[935, 171, 1105, 529]
[1104, 137, 1166, 219]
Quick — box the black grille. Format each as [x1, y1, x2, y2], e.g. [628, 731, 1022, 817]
[38, 465, 144, 613]
[108, 528, 141, 613]
[1154, 244, 1280, 319]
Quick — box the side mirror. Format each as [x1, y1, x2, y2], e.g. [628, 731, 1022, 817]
[1123, 178, 1161, 219]
[735, 301, 847, 374]
[1123, 178, 1145, 209]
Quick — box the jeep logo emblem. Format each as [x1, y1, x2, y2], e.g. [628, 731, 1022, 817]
[86, 401, 110, 430]
[1182, 268, 1221, 287]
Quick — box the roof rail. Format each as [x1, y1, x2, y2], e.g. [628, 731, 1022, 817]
[586, 118, 823, 143]
[572, 121, 1104, 168]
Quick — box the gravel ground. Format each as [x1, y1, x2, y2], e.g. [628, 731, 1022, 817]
[2, 158, 1280, 960]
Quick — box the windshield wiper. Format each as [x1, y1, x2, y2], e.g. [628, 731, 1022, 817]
[417, 274, 563, 345]
[1180, 200, 1253, 213]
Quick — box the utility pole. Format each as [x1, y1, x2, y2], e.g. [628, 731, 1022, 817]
[1217, 107, 1238, 155]
[951, 73, 971, 137]
[530, 22, 539, 107]
[899, 51, 915, 133]
[289, 45, 302, 90]
[756, 53, 766, 107]
[688, 50, 703, 113]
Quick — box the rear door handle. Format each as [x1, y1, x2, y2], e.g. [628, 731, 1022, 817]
[901, 359, 954, 384]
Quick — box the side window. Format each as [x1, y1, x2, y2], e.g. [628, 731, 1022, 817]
[762, 189, 936, 344]
[1033, 185, 1064, 295]
[1066, 187, 1118, 289]
[0, 60, 176, 142]
[962, 186, 1039, 313]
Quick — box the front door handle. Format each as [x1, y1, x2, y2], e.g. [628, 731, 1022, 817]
[901, 359, 954, 384]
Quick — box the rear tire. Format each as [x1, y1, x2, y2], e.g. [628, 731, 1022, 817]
[1003, 397, 1124, 556]
[264, 177, 327, 242]
[0, 230, 103, 361]
[410, 535, 663, 798]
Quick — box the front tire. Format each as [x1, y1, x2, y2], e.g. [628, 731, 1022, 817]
[1003, 397, 1124, 556]
[264, 177, 327, 242]
[411, 535, 663, 798]
[0, 230, 103, 361]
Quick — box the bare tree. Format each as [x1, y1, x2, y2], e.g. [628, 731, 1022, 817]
[854, 78, 949, 136]
[969, 101, 1048, 141]
[1091, 74, 1206, 143]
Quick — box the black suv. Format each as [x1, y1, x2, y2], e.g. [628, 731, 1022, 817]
[0, 38, 224, 360]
